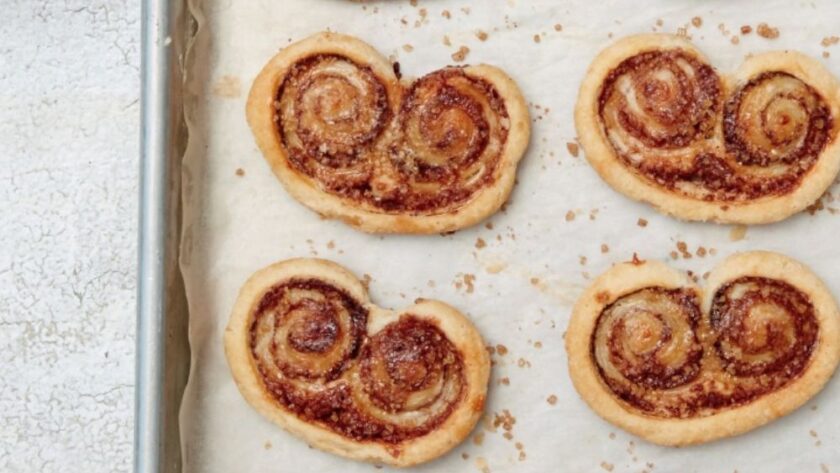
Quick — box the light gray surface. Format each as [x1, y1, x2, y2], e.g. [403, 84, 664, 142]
[1, 1, 139, 472]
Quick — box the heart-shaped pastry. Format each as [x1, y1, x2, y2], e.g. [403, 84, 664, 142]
[575, 34, 840, 224]
[246, 32, 530, 234]
[566, 251, 840, 446]
[224, 258, 490, 466]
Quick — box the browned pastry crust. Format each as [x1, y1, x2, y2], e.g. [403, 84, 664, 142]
[224, 258, 490, 466]
[576, 34, 840, 224]
[566, 251, 840, 445]
[247, 32, 530, 233]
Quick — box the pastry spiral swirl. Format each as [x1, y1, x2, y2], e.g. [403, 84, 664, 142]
[248, 32, 530, 233]
[593, 288, 703, 395]
[576, 34, 840, 223]
[710, 277, 818, 379]
[566, 252, 840, 445]
[225, 259, 489, 466]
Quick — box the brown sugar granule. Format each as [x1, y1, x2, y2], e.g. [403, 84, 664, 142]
[691, 16, 702, 28]
[442, 10, 451, 19]
[609, 432, 616, 439]
[475, 237, 487, 249]
[517, 357, 531, 368]
[669, 251, 679, 260]
[443, 35, 452, 47]
[533, 34, 541, 43]
[493, 410, 516, 431]
[476, 457, 490, 473]
[731, 36, 740, 45]
[601, 462, 615, 472]
[515, 442, 523, 450]
[637, 218, 648, 227]
[741, 25, 752, 34]
[676, 241, 692, 259]
[565, 210, 576, 222]
[451, 46, 470, 62]
[476, 30, 489, 41]
[485, 222, 494, 230]
[757, 22, 779, 39]
[235, 168, 245, 176]
[473, 432, 485, 445]
[601, 244, 609, 253]
[824, 51, 831, 59]
[566, 141, 580, 157]
[263, 441, 272, 449]
[496, 344, 509, 356]
[729, 224, 747, 241]
[463, 274, 476, 293]
[534, 341, 542, 349]
[547, 394, 558, 405]
[461, 452, 469, 460]
[402, 44, 414, 52]
[821, 464, 830, 473]
[822, 36, 840, 47]
[554, 24, 563, 31]
[409, 0, 418, 6]
[696, 246, 707, 257]
[518, 451, 526, 461]
[503, 431, 514, 440]
[579, 256, 587, 265]
[326, 240, 335, 249]
[499, 377, 510, 386]
[656, 19, 664, 27]
[529, 277, 540, 286]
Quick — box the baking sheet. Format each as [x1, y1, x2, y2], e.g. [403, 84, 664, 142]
[178, 1, 840, 471]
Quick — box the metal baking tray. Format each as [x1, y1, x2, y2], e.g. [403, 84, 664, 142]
[136, 0, 192, 472]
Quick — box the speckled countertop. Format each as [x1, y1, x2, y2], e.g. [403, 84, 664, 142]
[1, 1, 138, 471]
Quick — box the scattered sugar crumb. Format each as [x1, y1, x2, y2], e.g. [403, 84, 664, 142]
[565, 210, 576, 222]
[452, 46, 470, 62]
[235, 168, 245, 176]
[554, 24, 563, 31]
[741, 25, 752, 34]
[476, 30, 489, 41]
[566, 142, 580, 157]
[729, 225, 747, 241]
[601, 244, 609, 253]
[533, 34, 541, 43]
[691, 17, 702, 28]
[757, 22, 779, 39]
[475, 238, 486, 249]
[402, 44, 414, 52]
[547, 394, 558, 405]
[601, 462, 615, 472]
[637, 218, 648, 227]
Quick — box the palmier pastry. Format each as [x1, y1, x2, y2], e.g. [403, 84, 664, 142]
[566, 251, 840, 445]
[247, 32, 530, 233]
[224, 258, 490, 466]
[576, 34, 840, 224]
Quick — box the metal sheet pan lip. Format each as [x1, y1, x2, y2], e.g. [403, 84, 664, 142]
[137, 0, 175, 471]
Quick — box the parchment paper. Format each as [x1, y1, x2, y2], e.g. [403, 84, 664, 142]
[179, 1, 840, 471]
